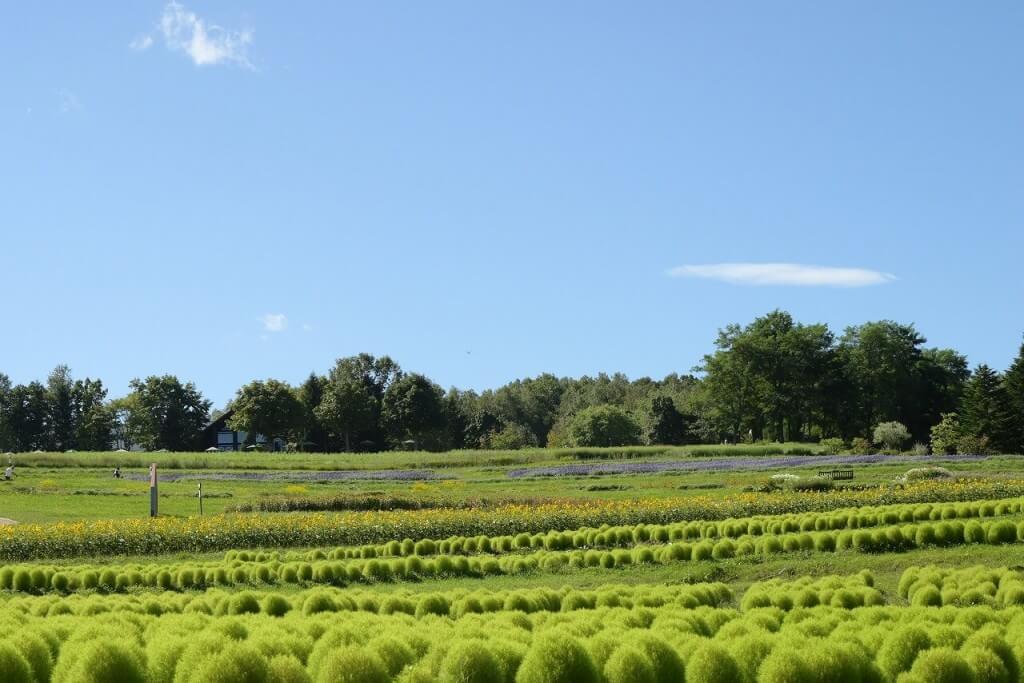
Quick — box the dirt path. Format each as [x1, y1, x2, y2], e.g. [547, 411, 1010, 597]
[0, 518, 17, 525]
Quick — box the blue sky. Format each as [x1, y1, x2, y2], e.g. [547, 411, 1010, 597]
[2, 2, 1022, 408]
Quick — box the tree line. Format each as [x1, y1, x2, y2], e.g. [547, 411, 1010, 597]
[1, 310, 1022, 453]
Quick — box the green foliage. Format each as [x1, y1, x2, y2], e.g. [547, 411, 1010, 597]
[516, 633, 599, 683]
[931, 413, 962, 455]
[819, 437, 845, 455]
[228, 379, 305, 449]
[873, 421, 910, 450]
[437, 641, 504, 683]
[566, 405, 642, 447]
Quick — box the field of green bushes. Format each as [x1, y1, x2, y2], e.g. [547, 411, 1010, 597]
[1, 447, 1023, 681]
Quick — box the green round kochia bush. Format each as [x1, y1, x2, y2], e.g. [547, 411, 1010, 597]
[711, 540, 735, 560]
[602, 647, 656, 683]
[902, 647, 976, 683]
[301, 591, 336, 616]
[185, 643, 270, 683]
[52, 640, 146, 683]
[14, 631, 53, 683]
[437, 641, 504, 683]
[911, 585, 943, 607]
[625, 632, 684, 683]
[686, 642, 740, 683]
[516, 633, 600, 683]
[314, 647, 389, 683]
[267, 655, 311, 683]
[50, 573, 70, 593]
[367, 636, 415, 677]
[876, 626, 932, 680]
[756, 647, 810, 683]
[12, 569, 32, 593]
[961, 646, 1009, 683]
[0, 642, 33, 683]
[415, 594, 450, 617]
[986, 521, 1016, 544]
[227, 591, 261, 615]
[262, 594, 292, 617]
[965, 521, 986, 544]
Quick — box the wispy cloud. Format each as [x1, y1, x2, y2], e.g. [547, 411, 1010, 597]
[129, 34, 154, 51]
[133, 2, 254, 69]
[261, 313, 288, 332]
[56, 89, 82, 114]
[668, 263, 896, 287]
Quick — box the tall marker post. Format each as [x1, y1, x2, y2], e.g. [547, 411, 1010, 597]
[149, 463, 158, 517]
[198, 482, 203, 516]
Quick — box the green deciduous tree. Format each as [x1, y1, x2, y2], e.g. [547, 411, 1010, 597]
[873, 421, 910, 451]
[127, 375, 211, 451]
[381, 373, 447, 450]
[228, 379, 305, 450]
[645, 396, 687, 445]
[566, 404, 642, 447]
[315, 376, 375, 452]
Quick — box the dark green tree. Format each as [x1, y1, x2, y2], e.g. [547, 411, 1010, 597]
[646, 396, 687, 445]
[296, 372, 328, 451]
[46, 365, 76, 450]
[1003, 340, 1024, 454]
[127, 375, 211, 451]
[321, 354, 402, 449]
[228, 379, 305, 450]
[73, 378, 113, 450]
[5, 382, 50, 451]
[381, 373, 447, 450]
[960, 364, 1014, 453]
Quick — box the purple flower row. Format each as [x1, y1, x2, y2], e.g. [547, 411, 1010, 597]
[123, 469, 449, 482]
[506, 453, 994, 478]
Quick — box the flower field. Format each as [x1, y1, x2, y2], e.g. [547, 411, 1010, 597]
[2, 452, 1024, 681]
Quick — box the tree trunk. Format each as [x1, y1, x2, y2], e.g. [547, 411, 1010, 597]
[345, 430, 351, 452]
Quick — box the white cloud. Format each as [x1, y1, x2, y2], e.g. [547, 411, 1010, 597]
[133, 2, 253, 68]
[57, 89, 81, 114]
[302, 323, 313, 332]
[130, 34, 154, 51]
[261, 313, 288, 332]
[668, 263, 896, 287]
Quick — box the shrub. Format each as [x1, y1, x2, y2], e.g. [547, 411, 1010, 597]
[603, 647, 655, 683]
[187, 644, 270, 683]
[262, 594, 292, 617]
[314, 647, 389, 683]
[873, 422, 910, 450]
[903, 647, 976, 683]
[877, 626, 932, 679]
[849, 437, 873, 454]
[0, 642, 32, 683]
[268, 655, 311, 683]
[986, 521, 1016, 544]
[516, 633, 600, 683]
[686, 642, 739, 683]
[820, 437, 846, 455]
[438, 641, 504, 683]
[52, 640, 146, 683]
[227, 592, 261, 615]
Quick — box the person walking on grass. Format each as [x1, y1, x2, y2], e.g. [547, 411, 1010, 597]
[3, 465, 13, 481]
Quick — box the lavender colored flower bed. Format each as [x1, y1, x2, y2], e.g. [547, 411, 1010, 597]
[506, 453, 994, 478]
[124, 469, 449, 482]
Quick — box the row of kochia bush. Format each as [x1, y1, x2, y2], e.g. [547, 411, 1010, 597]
[5, 518, 1024, 595]
[1, 583, 733, 620]
[5, 480, 1024, 562]
[264, 497, 1024, 562]
[2, 598, 1024, 682]
[900, 565, 1024, 609]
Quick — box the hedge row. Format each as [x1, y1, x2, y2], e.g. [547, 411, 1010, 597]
[6, 519, 1024, 595]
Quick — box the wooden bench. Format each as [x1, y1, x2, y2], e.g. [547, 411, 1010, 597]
[818, 469, 854, 480]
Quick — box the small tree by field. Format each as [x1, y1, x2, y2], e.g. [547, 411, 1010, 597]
[567, 405, 642, 447]
[930, 413, 962, 455]
[873, 421, 910, 451]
